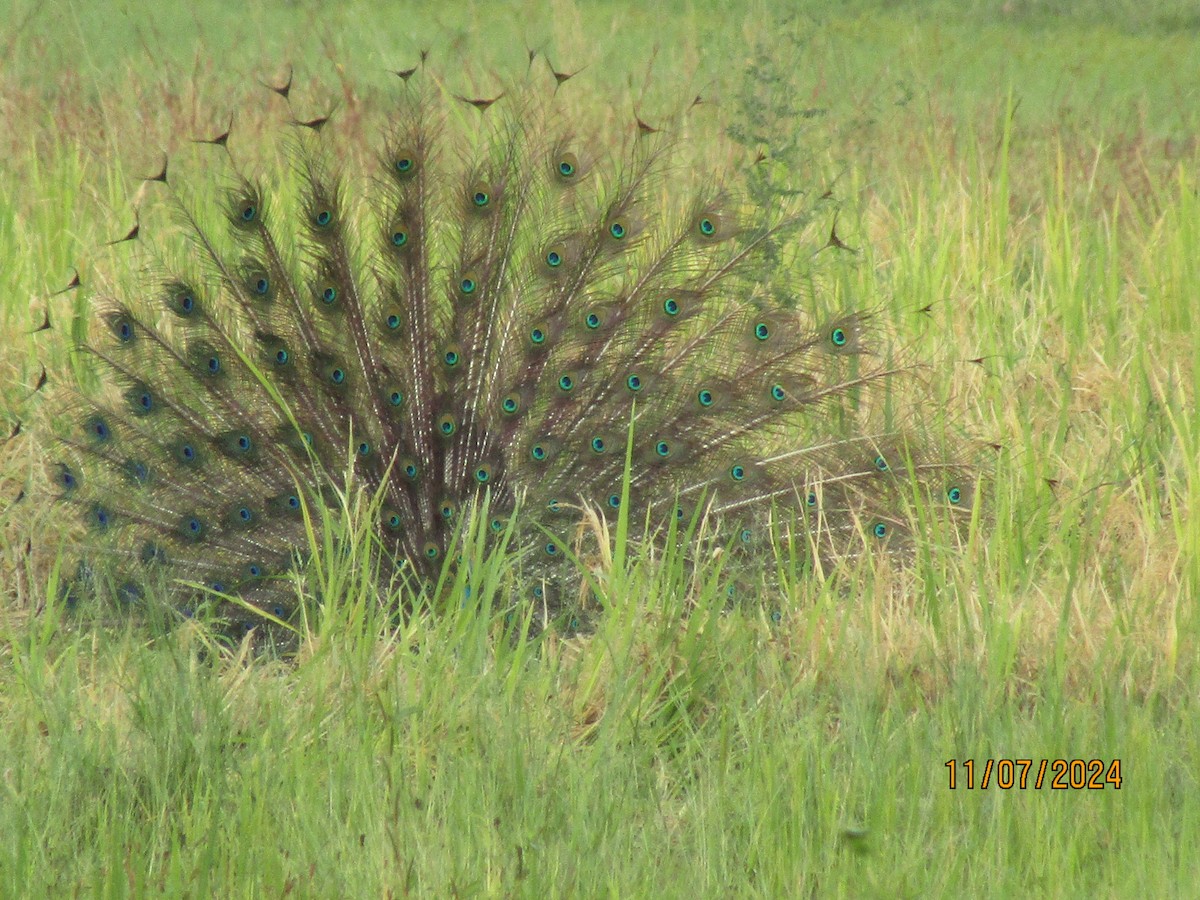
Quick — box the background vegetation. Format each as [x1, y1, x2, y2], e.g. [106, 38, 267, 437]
[1, 0, 1197, 895]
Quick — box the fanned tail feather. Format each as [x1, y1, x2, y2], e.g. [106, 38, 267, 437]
[47, 62, 980, 630]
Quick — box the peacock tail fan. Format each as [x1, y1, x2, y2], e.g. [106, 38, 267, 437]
[43, 58, 982, 637]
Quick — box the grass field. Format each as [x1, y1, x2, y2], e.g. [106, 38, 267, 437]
[2, 1, 1198, 895]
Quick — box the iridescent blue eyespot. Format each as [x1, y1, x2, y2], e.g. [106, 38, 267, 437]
[626, 374, 642, 392]
[357, 442, 371, 456]
[391, 230, 408, 247]
[558, 375, 573, 392]
[590, 437, 605, 453]
[322, 287, 337, 304]
[585, 312, 601, 329]
[607, 494, 620, 509]
[92, 505, 112, 529]
[609, 221, 626, 239]
[241, 204, 257, 223]
[771, 384, 786, 401]
[274, 349, 289, 365]
[58, 465, 77, 490]
[254, 277, 269, 295]
[530, 328, 546, 344]
[655, 441, 670, 458]
[699, 217, 715, 236]
[389, 390, 404, 407]
[874, 455, 889, 472]
[754, 322, 770, 341]
[531, 445, 547, 461]
[663, 298, 680, 316]
[473, 190, 489, 208]
[546, 250, 562, 267]
[948, 487, 963, 504]
[460, 277, 476, 295]
[873, 523, 888, 538]
[697, 389, 714, 407]
[831, 327, 848, 347]
[386, 314, 401, 331]
[329, 368, 346, 385]
[87, 417, 111, 441]
[730, 464, 746, 481]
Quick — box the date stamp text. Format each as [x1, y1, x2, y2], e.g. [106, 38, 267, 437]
[945, 759, 1122, 790]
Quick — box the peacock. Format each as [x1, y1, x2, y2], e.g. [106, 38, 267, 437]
[45, 59, 977, 631]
